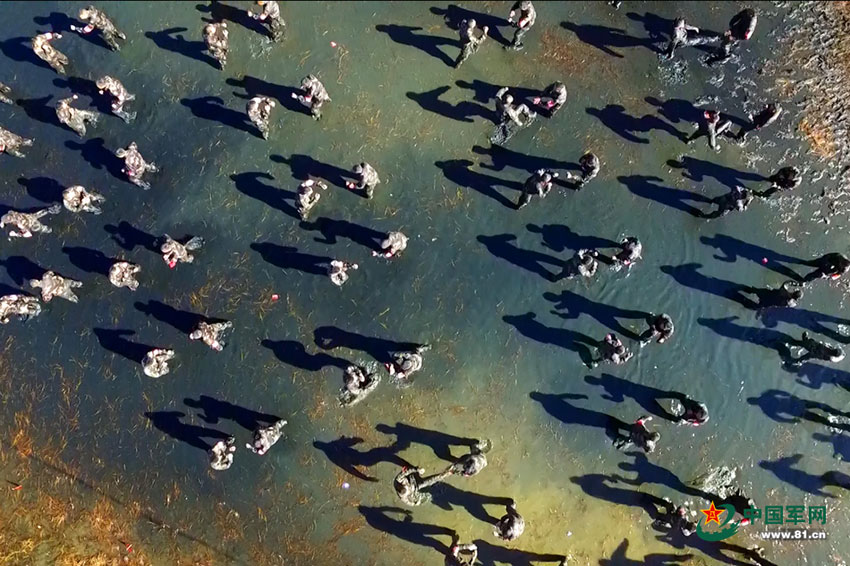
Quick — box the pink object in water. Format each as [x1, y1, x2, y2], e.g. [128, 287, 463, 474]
[271, 294, 280, 301]
[330, 41, 338, 48]
[762, 257, 768, 264]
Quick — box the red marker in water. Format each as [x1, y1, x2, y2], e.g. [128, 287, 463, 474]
[330, 41, 338, 48]
[762, 257, 768, 264]
[271, 294, 279, 301]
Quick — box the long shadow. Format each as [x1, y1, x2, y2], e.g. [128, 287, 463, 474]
[794, 363, 850, 390]
[478, 234, 561, 281]
[54, 76, 113, 114]
[544, 290, 647, 339]
[17, 176, 64, 203]
[270, 154, 351, 188]
[760, 307, 850, 344]
[134, 300, 206, 334]
[746, 389, 850, 430]
[660, 533, 767, 566]
[92, 328, 153, 363]
[0, 36, 52, 71]
[584, 374, 680, 421]
[813, 430, 850, 462]
[375, 422, 477, 462]
[529, 391, 629, 440]
[668, 156, 766, 191]
[561, 21, 655, 58]
[184, 395, 280, 432]
[619, 175, 712, 218]
[374, 24, 457, 67]
[313, 436, 411, 482]
[250, 242, 330, 276]
[104, 221, 159, 253]
[64, 138, 124, 181]
[16, 95, 60, 128]
[659, 263, 754, 308]
[614, 452, 707, 498]
[429, 5, 510, 46]
[225, 76, 308, 115]
[472, 539, 565, 566]
[644, 96, 702, 125]
[527, 223, 617, 253]
[34, 12, 108, 49]
[196, 0, 268, 36]
[144, 27, 218, 67]
[699, 233, 806, 282]
[358, 506, 454, 554]
[145, 411, 229, 451]
[759, 454, 849, 498]
[625, 12, 675, 45]
[570, 473, 669, 520]
[231, 172, 299, 220]
[430, 483, 513, 525]
[261, 339, 350, 371]
[435, 159, 522, 209]
[62, 246, 113, 275]
[586, 104, 684, 144]
[313, 326, 422, 364]
[506, 313, 599, 367]
[300, 217, 384, 251]
[697, 316, 794, 362]
[455, 79, 541, 106]
[180, 96, 258, 136]
[405, 86, 492, 123]
[472, 144, 576, 174]
[0, 256, 47, 286]
[600, 538, 692, 566]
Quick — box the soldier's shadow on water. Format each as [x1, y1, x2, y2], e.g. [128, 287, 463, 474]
[435, 159, 522, 209]
[313, 436, 412, 482]
[53, 76, 114, 115]
[699, 233, 807, 282]
[270, 154, 351, 188]
[529, 392, 630, 441]
[478, 234, 562, 281]
[261, 339, 349, 371]
[134, 300, 212, 335]
[0, 256, 48, 287]
[405, 85, 493, 123]
[184, 395, 280, 432]
[16, 176, 64, 203]
[32, 12, 110, 50]
[697, 316, 804, 366]
[601, 538, 692, 566]
[180, 96, 261, 138]
[375, 422, 479, 462]
[586, 104, 685, 144]
[613, 451, 709, 499]
[313, 325, 423, 364]
[250, 242, 331, 276]
[62, 246, 114, 275]
[226, 76, 310, 116]
[746, 389, 850, 431]
[619, 175, 712, 218]
[667, 156, 767, 191]
[527, 223, 618, 253]
[64, 138, 125, 182]
[759, 307, 850, 344]
[145, 410, 230, 451]
[104, 221, 160, 253]
[16, 95, 64, 130]
[472, 539, 566, 566]
[92, 328, 153, 363]
[196, 1, 269, 38]
[144, 27, 219, 68]
[584, 374, 681, 422]
[429, 4, 511, 46]
[544, 289, 648, 339]
[506, 313, 598, 367]
[560, 21, 657, 59]
[430, 483, 512, 525]
[374, 24, 458, 68]
[0, 36, 53, 71]
[659, 263, 757, 308]
[231, 172, 300, 220]
[570, 473, 670, 521]
[358, 506, 454, 554]
[300, 217, 384, 251]
[473, 145, 577, 174]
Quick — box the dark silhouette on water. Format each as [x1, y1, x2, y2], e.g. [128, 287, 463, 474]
[586, 104, 684, 143]
[0, 36, 52, 71]
[431, 483, 513, 525]
[54, 76, 114, 114]
[250, 242, 331, 276]
[430, 4, 510, 46]
[584, 374, 681, 421]
[697, 316, 795, 363]
[17, 176, 64, 203]
[313, 436, 411, 482]
[544, 290, 648, 339]
[600, 538, 692, 566]
[668, 156, 766, 191]
[471, 539, 566, 566]
[16, 95, 60, 128]
[561, 21, 655, 58]
[794, 362, 850, 391]
[62, 246, 114, 275]
[145, 27, 219, 68]
[570, 473, 670, 520]
[660, 263, 756, 308]
[506, 313, 599, 367]
[644, 96, 703, 126]
[34, 12, 109, 49]
[92, 328, 154, 363]
[358, 506, 454, 554]
[455, 79, 542, 106]
[145, 411, 230, 451]
[478, 234, 562, 281]
[759, 307, 850, 344]
[0, 256, 47, 286]
[271, 153, 351, 188]
[620, 175, 713, 217]
[527, 223, 617, 253]
[135, 300, 208, 335]
[614, 451, 708, 498]
[226, 75, 309, 115]
[746, 389, 850, 431]
[473, 144, 576, 174]
[231, 172, 299, 220]
[700, 233, 806, 281]
[196, 0, 268, 37]
[65, 138, 125, 181]
[261, 339, 350, 371]
[301, 217, 384, 251]
[529, 391, 629, 440]
[406, 85, 492, 123]
[180, 96, 258, 137]
[375, 24, 457, 67]
[314, 326, 423, 364]
[104, 221, 160, 253]
[759, 454, 849, 498]
[436, 159, 522, 209]
[184, 395, 280, 432]
[376, 422, 478, 462]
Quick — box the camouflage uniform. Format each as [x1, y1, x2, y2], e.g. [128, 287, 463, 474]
[160, 235, 204, 267]
[143, 348, 175, 378]
[0, 82, 13, 105]
[76, 6, 126, 51]
[328, 260, 358, 286]
[507, 1, 536, 50]
[494, 501, 525, 540]
[189, 321, 233, 351]
[251, 0, 285, 42]
[108, 261, 141, 291]
[0, 205, 61, 239]
[516, 169, 557, 209]
[376, 231, 408, 258]
[30, 271, 83, 303]
[204, 22, 229, 68]
[95, 75, 136, 122]
[32, 32, 69, 74]
[0, 127, 34, 158]
[116, 142, 158, 190]
[455, 19, 488, 68]
[0, 295, 42, 324]
[393, 466, 453, 506]
[572, 152, 600, 188]
[351, 162, 380, 198]
[56, 95, 99, 137]
[209, 437, 236, 471]
[296, 179, 327, 219]
[295, 75, 330, 119]
[63, 185, 105, 214]
[247, 96, 275, 139]
[246, 419, 287, 455]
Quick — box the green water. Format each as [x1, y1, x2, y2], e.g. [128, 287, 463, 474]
[0, 1, 848, 565]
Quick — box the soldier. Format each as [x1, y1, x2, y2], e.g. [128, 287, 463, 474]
[95, 75, 136, 122]
[494, 501, 525, 541]
[0, 295, 42, 324]
[0, 127, 33, 158]
[160, 234, 204, 268]
[516, 169, 558, 209]
[613, 236, 642, 267]
[143, 348, 175, 378]
[450, 439, 492, 477]
[292, 75, 330, 119]
[735, 103, 781, 142]
[728, 7, 757, 41]
[247, 96, 275, 139]
[591, 333, 633, 368]
[203, 22, 229, 69]
[0, 82, 13, 105]
[55, 95, 99, 137]
[568, 152, 600, 189]
[561, 248, 600, 280]
[32, 32, 69, 74]
[785, 332, 845, 366]
[449, 543, 480, 566]
[802, 252, 850, 283]
[759, 166, 801, 199]
[686, 110, 732, 150]
[63, 185, 105, 215]
[0, 205, 61, 239]
[654, 501, 696, 536]
[704, 185, 753, 219]
[532, 81, 567, 116]
[246, 419, 287, 455]
[29, 271, 83, 303]
[346, 162, 380, 198]
[339, 362, 382, 407]
[386, 344, 431, 386]
[670, 396, 709, 427]
[108, 261, 141, 291]
[614, 415, 660, 453]
[639, 313, 674, 345]
[393, 465, 453, 506]
[492, 87, 536, 144]
[248, 0, 285, 42]
[209, 437, 236, 471]
[455, 19, 488, 68]
[328, 260, 358, 286]
[71, 5, 126, 51]
[116, 142, 158, 190]
[663, 17, 703, 60]
[373, 231, 408, 259]
[189, 320, 233, 351]
[296, 178, 328, 219]
[506, 1, 536, 51]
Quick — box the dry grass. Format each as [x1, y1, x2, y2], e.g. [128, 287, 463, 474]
[536, 26, 618, 79]
[799, 116, 838, 159]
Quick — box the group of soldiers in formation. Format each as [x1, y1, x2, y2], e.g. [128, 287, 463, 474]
[0, 2, 843, 565]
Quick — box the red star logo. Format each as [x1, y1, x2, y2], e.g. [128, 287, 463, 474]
[700, 501, 725, 526]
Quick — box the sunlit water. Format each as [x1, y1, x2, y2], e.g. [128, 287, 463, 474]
[0, 1, 848, 565]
